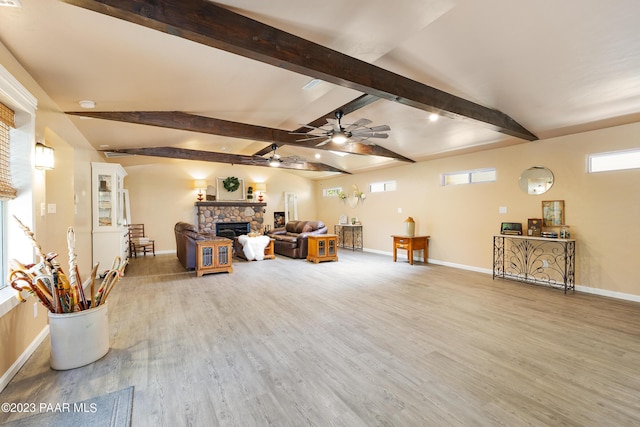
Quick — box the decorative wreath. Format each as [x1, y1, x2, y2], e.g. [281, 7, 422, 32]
[223, 176, 240, 192]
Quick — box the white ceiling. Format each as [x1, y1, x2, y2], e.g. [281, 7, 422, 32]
[2, 0, 640, 177]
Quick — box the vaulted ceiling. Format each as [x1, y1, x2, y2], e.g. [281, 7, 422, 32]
[1, 0, 640, 177]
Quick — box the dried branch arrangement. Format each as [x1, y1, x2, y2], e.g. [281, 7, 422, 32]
[8, 216, 126, 313]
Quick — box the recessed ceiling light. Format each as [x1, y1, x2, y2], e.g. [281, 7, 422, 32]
[99, 144, 110, 148]
[314, 153, 321, 159]
[429, 113, 439, 122]
[79, 100, 96, 109]
[0, 0, 22, 8]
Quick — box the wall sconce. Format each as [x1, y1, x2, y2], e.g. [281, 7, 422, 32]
[35, 142, 55, 170]
[193, 179, 207, 201]
[254, 182, 266, 202]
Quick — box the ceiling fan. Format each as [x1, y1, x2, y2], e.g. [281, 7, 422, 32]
[265, 143, 305, 167]
[292, 110, 390, 147]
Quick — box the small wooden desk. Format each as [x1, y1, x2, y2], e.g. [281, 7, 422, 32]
[392, 235, 430, 265]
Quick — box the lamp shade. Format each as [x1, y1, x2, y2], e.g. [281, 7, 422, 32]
[35, 142, 55, 170]
[193, 179, 207, 189]
[254, 183, 266, 192]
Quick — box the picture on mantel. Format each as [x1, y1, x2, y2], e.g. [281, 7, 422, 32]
[274, 212, 285, 228]
[217, 177, 245, 201]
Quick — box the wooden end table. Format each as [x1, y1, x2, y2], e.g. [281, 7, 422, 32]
[392, 235, 430, 265]
[307, 234, 338, 263]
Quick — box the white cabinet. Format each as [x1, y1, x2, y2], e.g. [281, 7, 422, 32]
[92, 162, 128, 272]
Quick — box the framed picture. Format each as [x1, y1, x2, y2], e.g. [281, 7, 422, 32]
[527, 218, 542, 236]
[217, 177, 245, 201]
[542, 200, 564, 227]
[274, 211, 285, 228]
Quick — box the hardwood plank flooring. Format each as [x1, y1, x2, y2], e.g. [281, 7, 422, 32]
[1, 251, 640, 426]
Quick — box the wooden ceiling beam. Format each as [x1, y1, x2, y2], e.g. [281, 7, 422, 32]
[67, 110, 414, 162]
[68, 110, 298, 143]
[103, 147, 351, 174]
[62, 0, 537, 141]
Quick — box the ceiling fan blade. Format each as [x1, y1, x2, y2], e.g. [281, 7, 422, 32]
[368, 133, 389, 139]
[368, 125, 391, 132]
[315, 138, 332, 147]
[300, 124, 329, 130]
[281, 156, 305, 164]
[296, 136, 327, 142]
[351, 129, 386, 137]
[345, 118, 372, 131]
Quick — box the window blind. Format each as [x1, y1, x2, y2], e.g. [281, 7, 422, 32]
[0, 102, 17, 200]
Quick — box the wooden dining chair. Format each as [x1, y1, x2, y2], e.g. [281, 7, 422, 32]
[128, 224, 155, 258]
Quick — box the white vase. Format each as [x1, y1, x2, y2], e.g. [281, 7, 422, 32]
[404, 217, 415, 236]
[49, 304, 109, 370]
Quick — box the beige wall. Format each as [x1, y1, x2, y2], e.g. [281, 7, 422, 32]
[316, 122, 640, 299]
[119, 157, 317, 252]
[1, 42, 100, 388]
[2, 34, 640, 390]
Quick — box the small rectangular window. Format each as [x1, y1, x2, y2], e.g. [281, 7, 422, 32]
[442, 168, 496, 186]
[369, 181, 396, 193]
[588, 149, 640, 173]
[323, 187, 342, 197]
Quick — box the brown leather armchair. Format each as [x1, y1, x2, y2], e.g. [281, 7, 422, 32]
[174, 222, 214, 270]
[267, 220, 328, 258]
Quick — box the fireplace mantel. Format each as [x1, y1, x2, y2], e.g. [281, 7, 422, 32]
[195, 201, 267, 208]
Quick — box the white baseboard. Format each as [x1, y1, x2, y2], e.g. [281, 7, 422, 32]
[363, 248, 640, 302]
[575, 285, 640, 303]
[0, 325, 49, 393]
[129, 249, 175, 257]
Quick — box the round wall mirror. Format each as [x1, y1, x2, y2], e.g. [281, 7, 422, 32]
[519, 166, 554, 195]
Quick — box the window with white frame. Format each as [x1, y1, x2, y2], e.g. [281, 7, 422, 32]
[441, 168, 496, 186]
[323, 187, 342, 197]
[588, 149, 640, 173]
[369, 180, 396, 192]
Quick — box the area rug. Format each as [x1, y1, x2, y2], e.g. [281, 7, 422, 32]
[4, 386, 133, 427]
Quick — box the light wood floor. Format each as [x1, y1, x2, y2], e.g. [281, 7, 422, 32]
[2, 251, 640, 426]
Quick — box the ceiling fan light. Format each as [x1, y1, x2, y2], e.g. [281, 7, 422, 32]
[269, 157, 280, 167]
[331, 131, 348, 144]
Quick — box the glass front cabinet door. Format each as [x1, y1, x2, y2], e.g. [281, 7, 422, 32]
[92, 162, 127, 231]
[92, 163, 129, 272]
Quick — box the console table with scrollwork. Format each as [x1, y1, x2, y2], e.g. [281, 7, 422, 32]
[334, 224, 363, 251]
[493, 235, 576, 293]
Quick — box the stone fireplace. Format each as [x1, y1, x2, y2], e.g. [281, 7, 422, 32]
[195, 201, 266, 235]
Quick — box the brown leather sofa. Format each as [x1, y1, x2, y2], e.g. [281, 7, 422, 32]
[174, 222, 215, 270]
[267, 220, 328, 259]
